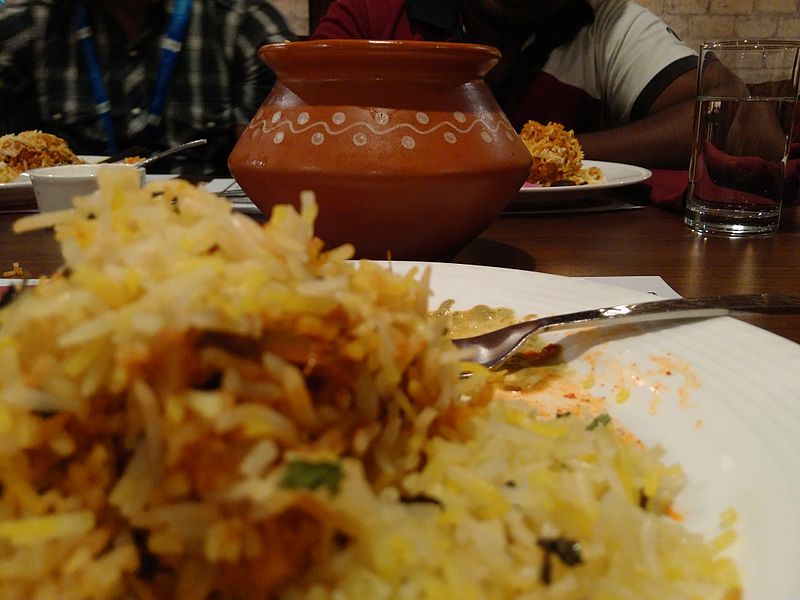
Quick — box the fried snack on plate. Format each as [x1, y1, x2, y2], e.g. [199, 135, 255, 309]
[0, 170, 739, 599]
[0, 130, 84, 182]
[519, 120, 604, 186]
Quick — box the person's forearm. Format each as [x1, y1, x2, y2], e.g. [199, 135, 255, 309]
[577, 60, 745, 170]
[577, 99, 696, 170]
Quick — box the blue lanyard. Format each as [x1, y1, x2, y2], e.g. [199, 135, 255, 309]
[74, 0, 194, 153]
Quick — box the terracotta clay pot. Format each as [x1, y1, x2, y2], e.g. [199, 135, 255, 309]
[228, 40, 532, 260]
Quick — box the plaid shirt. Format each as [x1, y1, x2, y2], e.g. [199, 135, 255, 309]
[0, 0, 295, 174]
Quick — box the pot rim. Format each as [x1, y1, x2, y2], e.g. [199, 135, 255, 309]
[258, 39, 502, 80]
[261, 38, 501, 57]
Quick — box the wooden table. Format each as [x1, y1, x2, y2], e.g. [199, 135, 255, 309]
[455, 198, 800, 343]
[3, 193, 800, 343]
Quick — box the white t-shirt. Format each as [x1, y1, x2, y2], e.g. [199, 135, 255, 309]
[541, 0, 698, 124]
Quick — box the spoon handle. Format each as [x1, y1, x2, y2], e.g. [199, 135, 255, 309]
[132, 138, 208, 168]
[535, 293, 800, 335]
[452, 294, 800, 368]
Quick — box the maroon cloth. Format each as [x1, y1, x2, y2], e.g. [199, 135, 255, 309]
[645, 143, 800, 213]
[644, 169, 689, 213]
[311, 0, 604, 133]
[312, 0, 446, 43]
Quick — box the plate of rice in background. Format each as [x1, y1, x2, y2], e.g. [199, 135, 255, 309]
[0, 154, 107, 187]
[517, 120, 651, 194]
[519, 159, 652, 193]
[0, 170, 797, 599]
[0, 130, 105, 200]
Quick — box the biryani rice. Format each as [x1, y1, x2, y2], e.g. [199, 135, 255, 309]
[283, 403, 739, 600]
[0, 161, 19, 184]
[0, 130, 83, 182]
[0, 170, 739, 598]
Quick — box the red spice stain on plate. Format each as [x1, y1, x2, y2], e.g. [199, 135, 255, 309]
[575, 345, 701, 415]
[649, 354, 700, 408]
[498, 378, 606, 419]
[497, 375, 644, 446]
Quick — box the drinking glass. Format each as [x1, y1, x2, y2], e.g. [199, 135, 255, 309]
[684, 40, 800, 236]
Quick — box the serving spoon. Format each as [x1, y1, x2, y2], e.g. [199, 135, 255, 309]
[127, 138, 207, 169]
[451, 293, 800, 369]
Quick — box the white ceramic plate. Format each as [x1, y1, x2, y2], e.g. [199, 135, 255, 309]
[0, 155, 108, 193]
[519, 160, 652, 193]
[382, 261, 800, 600]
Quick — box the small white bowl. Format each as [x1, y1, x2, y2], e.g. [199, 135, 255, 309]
[29, 163, 145, 213]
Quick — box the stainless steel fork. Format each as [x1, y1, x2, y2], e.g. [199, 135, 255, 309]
[450, 293, 800, 368]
